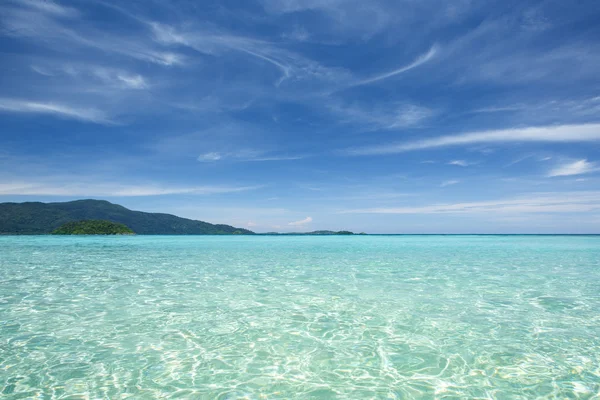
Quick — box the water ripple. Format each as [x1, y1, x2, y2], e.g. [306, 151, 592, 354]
[1, 235, 600, 398]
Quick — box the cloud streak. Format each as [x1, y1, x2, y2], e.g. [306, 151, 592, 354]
[346, 123, 600, 155]
[354, 45, 438, 86]
[548, 159, 598, 177]
[448, 160, 470, 167]
[288, 216, 313, 226]
[0, 98, 113, 124]
[16, 0, 79, 17]
[1, 3, 185, 66]
[198, 152, 223, 162]
[340, 192, 600, 215]
[328, 102, 434, 129]
[150, 23, 348, 87]
[440, 180, 460, 187]
[31, 63, 150, 90]
[197, 150, 306, 163]
[0, 182, 262, 196]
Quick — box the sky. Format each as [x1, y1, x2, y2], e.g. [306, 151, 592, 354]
[1, 0, 600, 233]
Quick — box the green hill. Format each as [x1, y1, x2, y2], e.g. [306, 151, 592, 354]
[52, 220, 135, 235]
[0, 199, 254, 235]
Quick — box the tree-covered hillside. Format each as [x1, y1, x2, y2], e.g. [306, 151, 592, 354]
[0, 199, 254, 235]
[52, 220, 135, 235]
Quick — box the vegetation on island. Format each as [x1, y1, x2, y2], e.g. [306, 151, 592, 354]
[52, 220, 135, 235]
[0, 199, 254, 235]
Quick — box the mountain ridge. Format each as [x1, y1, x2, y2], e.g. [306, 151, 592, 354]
[0, 199, 254, 235]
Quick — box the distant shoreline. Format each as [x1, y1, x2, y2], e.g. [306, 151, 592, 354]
[2, 233, 600, 236]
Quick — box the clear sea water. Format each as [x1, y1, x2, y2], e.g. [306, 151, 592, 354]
[1, 235, 599, 399]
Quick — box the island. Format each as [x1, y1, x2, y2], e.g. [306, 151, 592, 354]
[0, 199, 361, 235]
[52, 220, 135, 235]
[0, 199, 254, 235]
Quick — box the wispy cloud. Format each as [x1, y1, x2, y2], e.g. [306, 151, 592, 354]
[471, 105, 527, 114]
[440, 180, 460, 187]
[328, 102, 434, 129]
[0, 181, 262, 196]
[548, 159, 598, 177]
[469, 97, 600, 124]
[31, 63, 149, 89]
[150, 22, 349, 87]
[198, 150, 306, 163]
[249, 155, 306, 162]
[1, 3, 185, 66]
[260, 0, 397, 41]
[354, 45, 438, 86]
[444, 16, 600, 86]
[504, 154, 534, 167]
[448, 160, 471, 167]
[504, 154, 552, 167]
[13, 0, 79, 18]
[0, 98, 113, 124]
[340, 191, 600, 215]
[288, 216, 313, 226]
[115, 74, 147, 89]
[198, 152, 223, 162]
[345, 123, 600, 155]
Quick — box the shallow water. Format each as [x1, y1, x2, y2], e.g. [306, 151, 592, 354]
[1, 235, 599, 398]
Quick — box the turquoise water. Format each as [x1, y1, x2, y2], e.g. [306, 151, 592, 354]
[1, 235, 600, 399]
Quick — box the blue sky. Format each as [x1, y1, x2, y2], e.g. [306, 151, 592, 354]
[1, 0, 600, 233]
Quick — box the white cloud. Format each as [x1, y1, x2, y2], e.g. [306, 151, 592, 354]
[505, 154, 553, 168]
[198, 152, 223, 162]
[149, 23, 350, 86]
[355, 45, 438, 86]
[472, 105, 527, 113]
[346, 123, 600, 155]
[249, 155, 305, 161]
[16, 0, 79, 17]
[288, 216, 313, 226]
[0, 98, 112, 124]
[504, 154, 534, 167]
[197, 150, 305, 163]
[31, 63, 149, 90]
[1, 5, 185, 66]
[329, 102, 433, 129]
[0, 182, 262, 196]
[340, 191, 600, 215]
[30, 65, 55, 76]
[548, 159, 598, 177]
[448, 160, 470, 167]
[440, 180, 460, 187]
[116, 74, 147, 89]
[470, 97, 600, 123]
[443, 16, 600, 86]
[260, 0, 396, 41]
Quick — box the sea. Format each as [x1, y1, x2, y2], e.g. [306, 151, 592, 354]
[1, 235, 599, 399]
